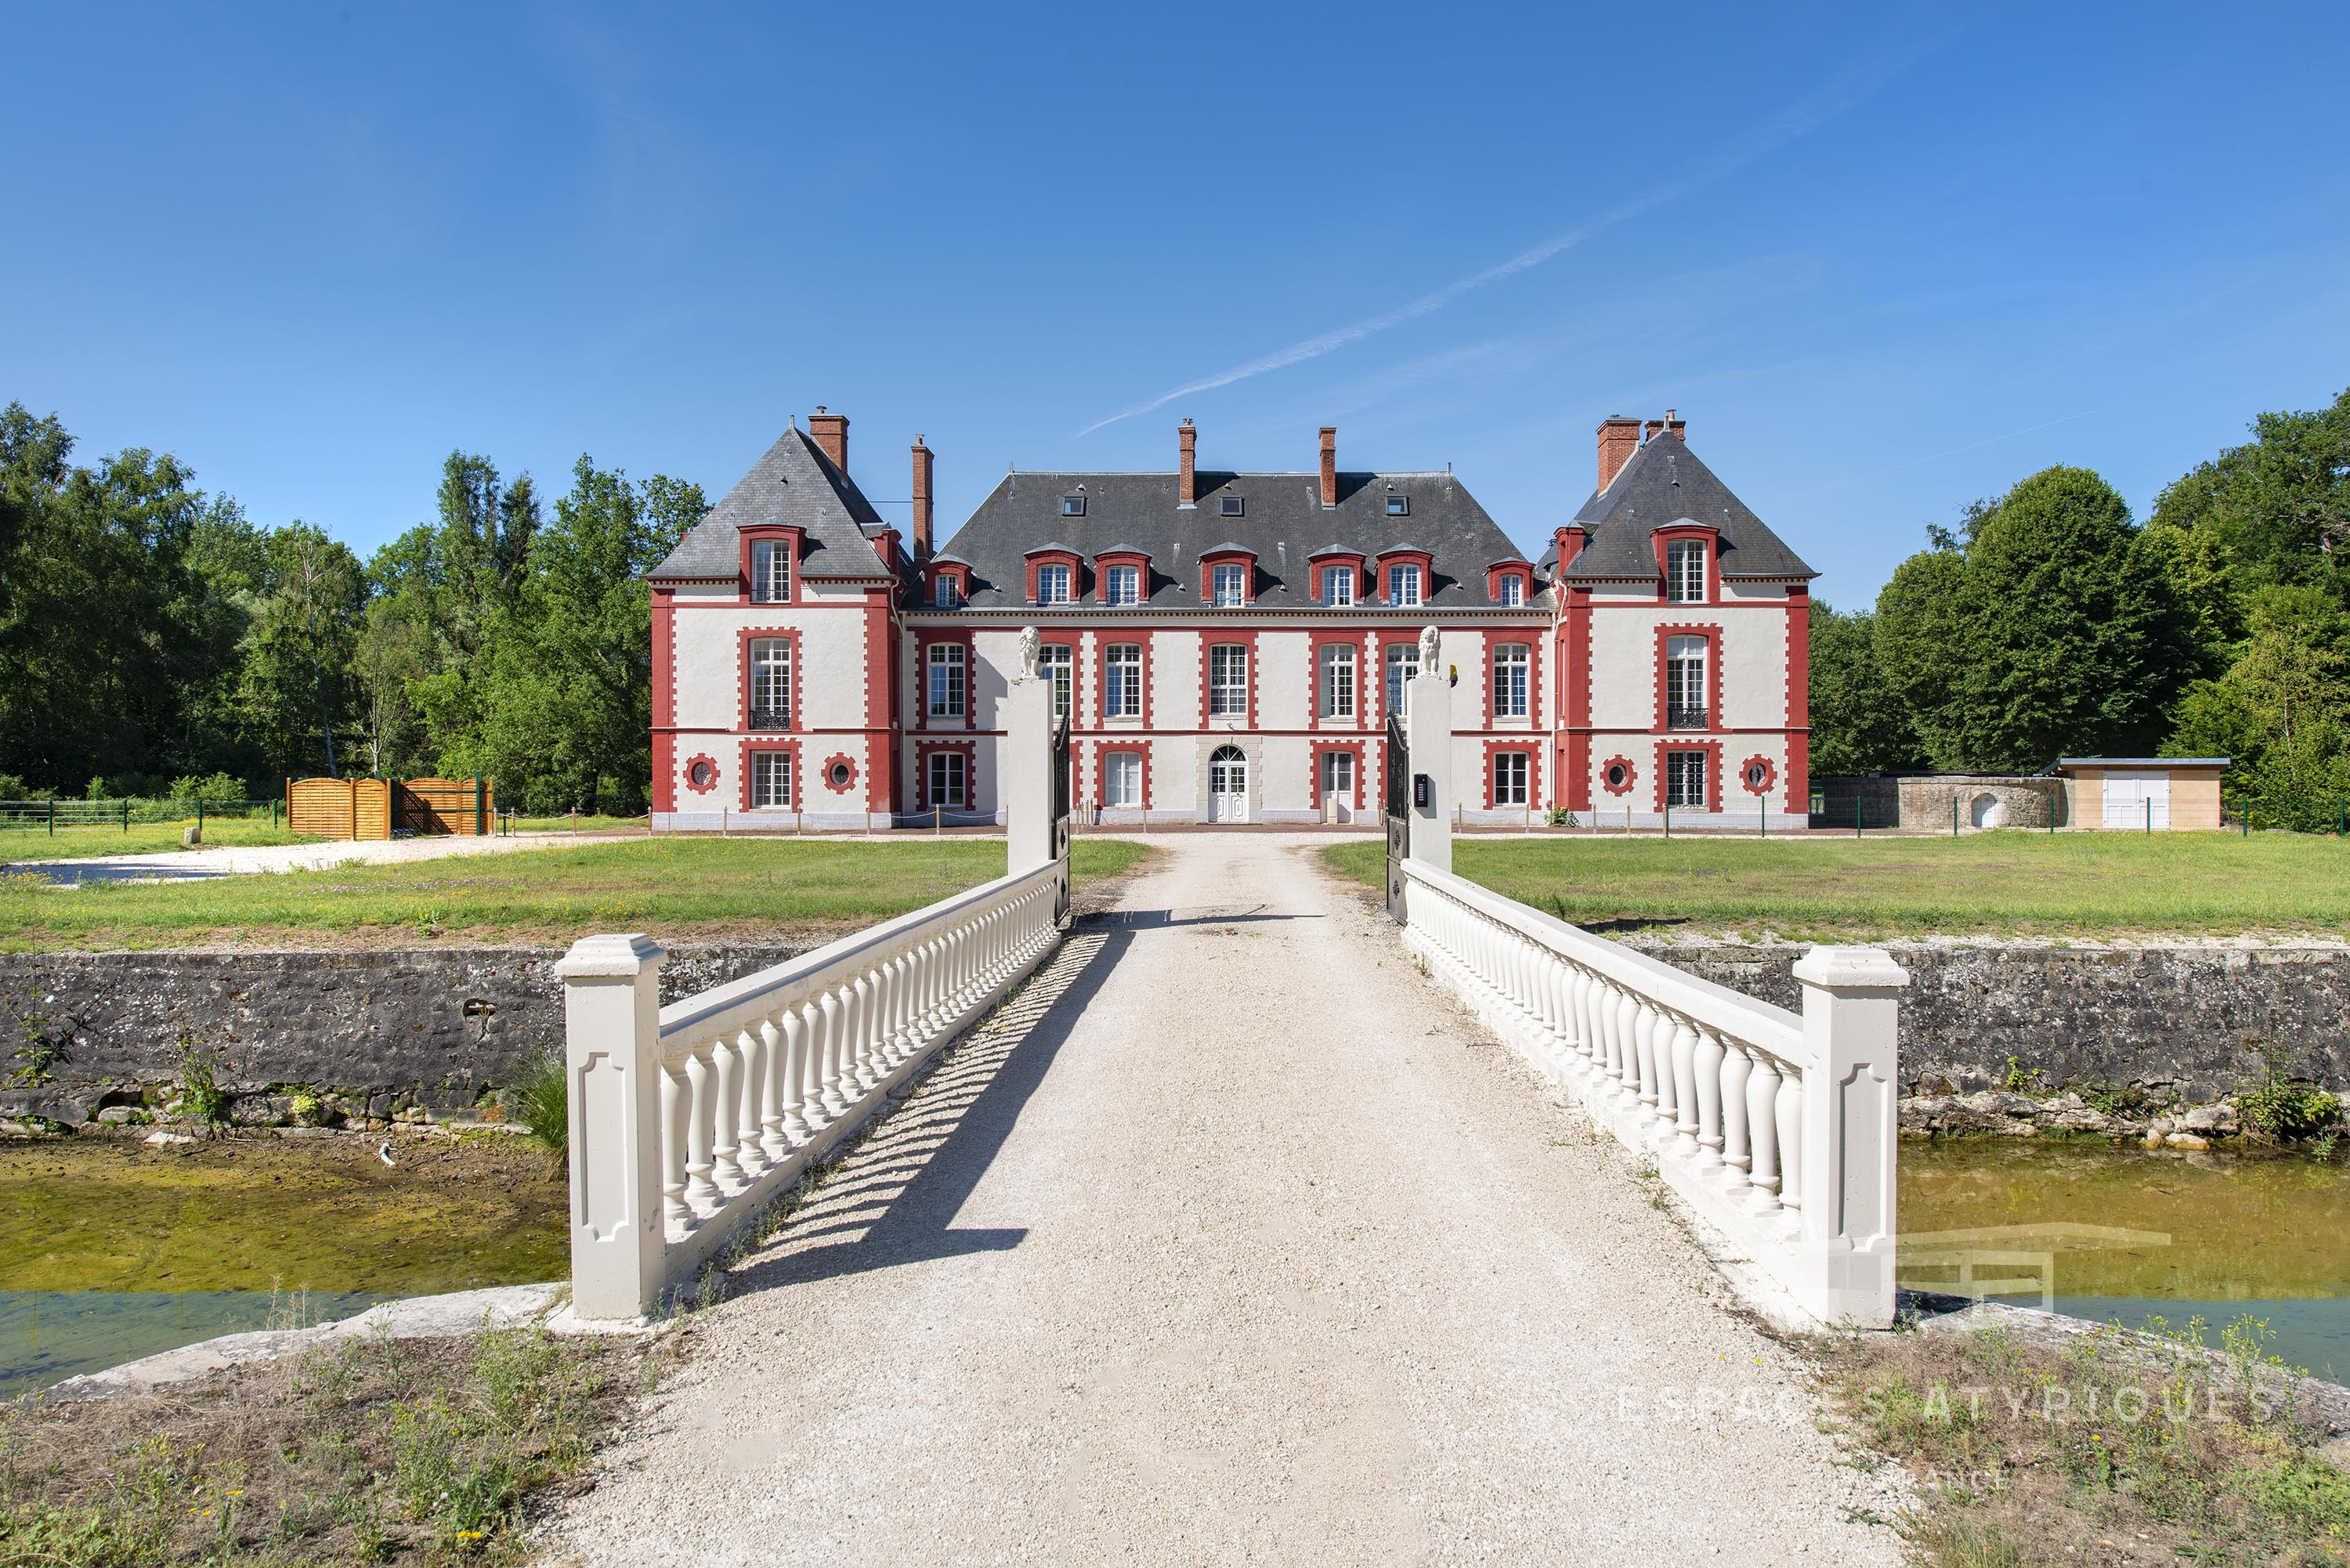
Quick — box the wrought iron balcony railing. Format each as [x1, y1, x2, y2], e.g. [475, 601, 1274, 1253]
[749, 708, 792, 732]
[1666, 705, 1709, 731]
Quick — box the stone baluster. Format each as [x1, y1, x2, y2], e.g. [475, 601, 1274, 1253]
[818, 985, 849, 1117]
[709, 1035, 746, 1190]
[1693, 1025, 1726, 1169]
[660, 1055, 692, 1230]
[794, 998, 825, 1132]
[1774, 1062, 1805, 1238]
[683, 1045, 718, 1212]
[758, 1017, 789, 1158]
[1611, 986, 1637, 1097]
[1633, 1003, 1660, 1118]
[736, 1026, 769, 1174]
[1668, 1017, 1700, 1154]
[1718, 1041, 1753, 1192]
[1744, 1053, 1784, 1214]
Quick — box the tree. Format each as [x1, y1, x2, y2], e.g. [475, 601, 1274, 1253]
[2149, 386, 2350, 604]
[2166, 587, 2350, 831]
[239, 523, 363, 779]
[1806, 601, 1920, 773]
[1872, 468, 2193, 771]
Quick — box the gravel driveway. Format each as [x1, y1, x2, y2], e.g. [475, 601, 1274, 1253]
[553, 833, 1903, 1566]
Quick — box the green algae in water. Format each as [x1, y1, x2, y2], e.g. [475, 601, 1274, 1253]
[1900, 1139, 2350, 1381]
[0, 1135, 567, 1393]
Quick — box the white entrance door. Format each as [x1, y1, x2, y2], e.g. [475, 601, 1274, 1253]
[1209, 746, 1249, 823]
[1321, 750, 1355, 823]
[2102, 770, 2170, 829]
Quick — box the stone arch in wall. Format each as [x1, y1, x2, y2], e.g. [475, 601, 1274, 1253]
[1970, 792, 2007, 829]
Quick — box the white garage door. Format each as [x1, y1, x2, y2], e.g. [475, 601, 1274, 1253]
[2102, 770, 2170, 829]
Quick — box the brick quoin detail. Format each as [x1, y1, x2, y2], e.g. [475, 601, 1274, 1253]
[1198, 630, 1260, 731]
[913, 739, 978, 811]
[1738, 753, 1778, 800]
[1480, 738, 1544, 811]
[1091, 738, 1154, 811]
[736, 738, 802, 811]
[1306, 739, 1367, 812]
[682, 752, 720, 794]
[651, 587, 677, 811]
[1309, 636, 1364, 729]
[820, 753, 859, 795]
[734, 627, 804, 734]
[1652, 738, 1725, 813]
[865, 585, 895, 811]
[1784, 586, 1811, 813]
[1651, 623, 1723, 732]
[1564, 583, 1593, 811]
[1601, 753, 1638, 797]
[916, 628, 975, 732]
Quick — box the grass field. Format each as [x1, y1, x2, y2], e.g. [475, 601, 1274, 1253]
[1, 818, 309, 859]
[1323, 833, 2350, 938]
[0, 837, 1152, 951]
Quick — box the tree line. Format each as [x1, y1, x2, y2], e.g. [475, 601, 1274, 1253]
[0, 402, 705, 814]
[1809, 386, 2350, 830]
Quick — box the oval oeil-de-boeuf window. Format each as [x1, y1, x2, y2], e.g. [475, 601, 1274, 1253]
[689, 760, 715, 789]
[1606, 764, 1627, 788]
[829, 761, 852, 788]
[1747, 764, 1766, 789]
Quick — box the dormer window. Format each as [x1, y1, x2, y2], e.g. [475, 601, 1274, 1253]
[1219, 495, 1245, 518]
[1387, 563, 1423, 607]
[1321, 565, 1354, 606]
[1212, 562, 1247, 606]
[1666, 540, 1707, 602]
[1499, 574, 1524, 607]
[750, 539, 791, 602]
[1037, 563, 1072, 604]
[935, 575, 961, 609]
[1061, 494, 1086, 518]
[1104, 564, 1141, 605]
[1385, 493, 1409, 516]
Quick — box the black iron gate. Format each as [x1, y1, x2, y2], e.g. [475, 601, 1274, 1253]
[1051, 714, 1073, 926]
[1383, 713, 1410, 923]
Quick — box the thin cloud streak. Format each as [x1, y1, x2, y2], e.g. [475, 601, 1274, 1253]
[1073, 33, 1956, 439]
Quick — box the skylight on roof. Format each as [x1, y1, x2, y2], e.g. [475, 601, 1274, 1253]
[1385, 493, 1409, 516]
[1219, 495, 1244, 517]
[1061, 494, 1085, 517]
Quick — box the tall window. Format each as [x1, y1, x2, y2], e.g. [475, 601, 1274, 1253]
[1321, 565, 1354, 605]
[1104, 564, 1141, 605]
[1665, 635, 1707, 729]
[934, 574, 961, 609]
[1666, 750, 1707, 808]
[1499, 573, 1524, 607]
[1104, 643, 1143, 718]
[1494, 751, 1529, 807]
[1666, 540, 1706, 603]
[1385, 642, 1419, 717]
[751, 751, 793, 807]
[927, 750, 967, 809]
[1209, 644, 1248, 718]
[1386, 563, 1423, 606]
[751, 540, 790, 603]
[1104, 751, 1142, 808]
[1492, 643, 1529, 719]
[749, 638, 790, 729]
[1211, 563, 1247, 606]
[1039, 643, 1072, 722]
[1320, 643, 1356, 719]
[927, 642, 966, 719]
[1036, 563, 1072, 604]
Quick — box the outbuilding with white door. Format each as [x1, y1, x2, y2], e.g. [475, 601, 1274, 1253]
[2054, 757, 2229, 831]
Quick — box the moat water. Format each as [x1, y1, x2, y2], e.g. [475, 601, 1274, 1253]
[1898, 1138, 2350, 1382]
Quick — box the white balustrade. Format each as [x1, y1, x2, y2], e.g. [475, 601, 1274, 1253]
[557, 857, 1069, 1321]
[1396, 858, 1905, 1328]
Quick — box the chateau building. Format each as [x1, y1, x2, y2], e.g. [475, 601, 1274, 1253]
[648, 410, 1813, 829]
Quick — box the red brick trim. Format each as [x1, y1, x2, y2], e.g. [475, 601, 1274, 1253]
[820, 752, 860, 794]
[1483, 632, 1538, 728]
[1093, 549, 1152, 605]
[1375, 549, 1434, 606]
[1198, 548, 1256, 605]
[1651, 623, 1722, 732]
[737, 525, 804, 606]
[924, 561, 971, 607]
[652, 587, 677, 811]
[912, 739, 976, 810]
[1091, 739, 1154, 811]
[1098, 634, 1153, 726]
[1369, 629, 1419, 724]
[1480, 739, 1543, 811]
[1651, 523, 1721, 606]
[1737, 753, 1777, 799]
[683, 752, 720, 794]
[1784, 586, 1811, 813]
[1652, 739, 1725, 812]
[736, 627, 804, 734]
[1305, 738, 1368, 814]
[1200, 631, 1258, 729]
[1485, 560, 1533, 602]
[737, 738, 802, 810]
[916, 628, 974, 732]
[1310, 636, 1363, 728]
[1600, 753, 1637, 797]
[1306, 548, 1366, 606]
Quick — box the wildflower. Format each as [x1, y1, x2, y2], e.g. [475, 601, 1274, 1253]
[227, 1489, 244, 1496]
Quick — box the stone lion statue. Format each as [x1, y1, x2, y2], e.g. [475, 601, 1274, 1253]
[1418, 624, 1441, 674]
[1017, 624, 1042, 682]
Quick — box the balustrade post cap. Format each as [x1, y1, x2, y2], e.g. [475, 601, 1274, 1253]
[1791, 945, 1909, 991]
[555, 932, 668, 978]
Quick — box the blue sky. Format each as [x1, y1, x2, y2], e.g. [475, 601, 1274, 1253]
[8, 2, 2348, 609]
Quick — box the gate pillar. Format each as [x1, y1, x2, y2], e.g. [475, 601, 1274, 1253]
[1405, 627, 1453, 874]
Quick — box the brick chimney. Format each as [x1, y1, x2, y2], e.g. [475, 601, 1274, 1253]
[808, 406, 848, 472]
[1178, 418, 1197, 508]
[909, 435, 934, 557]
[1318, 426, 1337, 508]
[1596, 416, 1640, 490]
[1665, 408, 1685, 441]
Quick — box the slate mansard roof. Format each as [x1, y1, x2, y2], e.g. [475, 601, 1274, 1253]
[937, 469, 1531, 610]
[1538, 435, 1814, 582]
[649, 426, 900, 583]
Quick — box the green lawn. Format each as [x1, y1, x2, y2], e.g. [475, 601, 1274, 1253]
[1323, 833, 2350, 938]
[0, 838, 1152, 951]
[1, 817, 309, 859]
